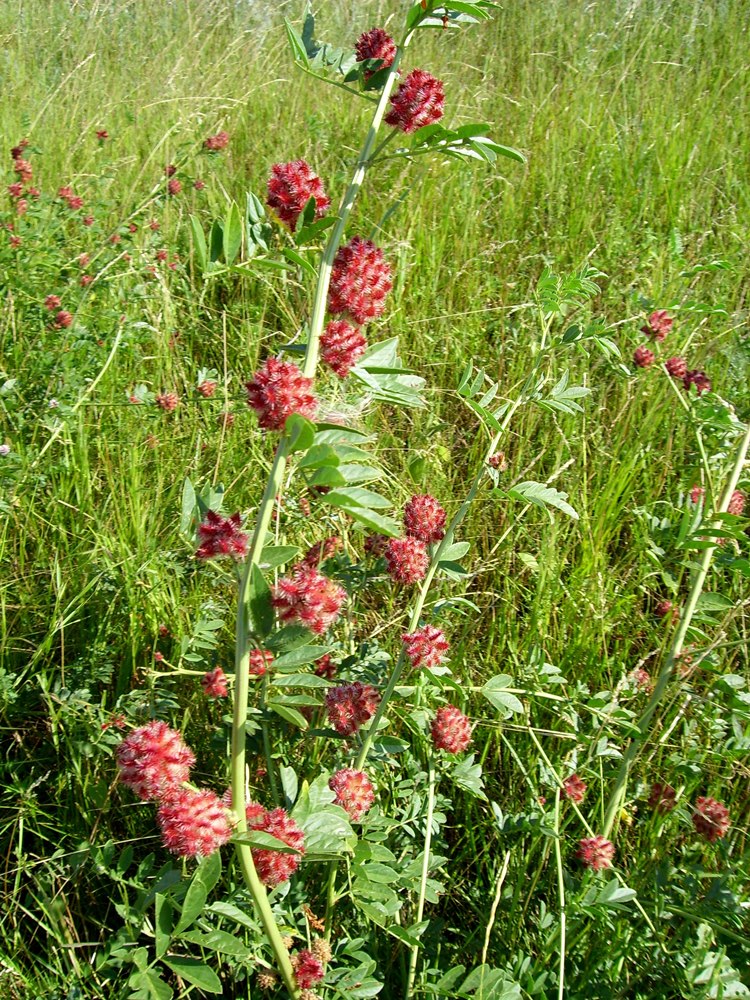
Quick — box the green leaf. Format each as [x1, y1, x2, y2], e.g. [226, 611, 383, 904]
[155, 894, 173, 960]
[298, 444, 340, 469]
[180, 477, 197, 534]
[207, 901, 257, 931]
[292, 774, 356, 855]
[223, 201, 242, 266]
[284, 17, 309, 64]
[248, 564, 274, 638]
[174, 879, 207, 935]
[406, 3, 426, 30]
[268, 702, 309, 729]
[451, 754, 487, 799]
[234, 830, 302, 853]
[286, 413, 316, 452]
[128, 969, 174, 1000]
[189, 215, 207, 272]
[178, 929, 251, 958]
[209, 219, 223, 263]
[282, 245, 317, 278]
[482, 675, 524, 718]
[322, 486, 392, 509]
[271, 646, 332, 670]
[162, 957, 222, 994]
[321, 497, 401, 536]
[505, 481, 579, 521]
[596, 878, 637, 908]
[271, 672, 332, 688]
[195, 852, 222, 895]
[260, 544, 299, 569]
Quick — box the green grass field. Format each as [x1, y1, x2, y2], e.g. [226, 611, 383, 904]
[1, 1, 749, 997]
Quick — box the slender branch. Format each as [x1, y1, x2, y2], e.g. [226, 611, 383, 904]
[553, 788, 567, 1000]
[405, 756, 436, 999]
[602, 421, 750, 837]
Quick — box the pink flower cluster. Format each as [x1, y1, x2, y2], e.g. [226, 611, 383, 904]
[249, 649, 274, 676]
[385, 537, 429, 584]
[563, 774, 587, 804]
[246, 357, 317, 431]
[402, 624, 449, 669]
[329, 768, 375, 821]
[325, 682, 380, 736]
[648, 782, 677, 813]
[204, 130, 230, 151]
[403, 494, 446, 543]
[576, 835, 615, 871]
[385, 69, 445, 133]
[195, 510, 249, 560]
[245, 803, 305, 886]
[321, 320, 368, 378]
[692, 796, 730, 842]
[272, 565, 346, 634]
[355, 28, 397, 79]
[431, 704, 472, 753]
[633, 310, 713, 395]
[201, 668, 228, 698]
[292, 950, 325, 989]
[116, 722, 232, 859]
[328, 236, 392, 325]
[267, 159, 330, 230]
[302, 536, 343, 568]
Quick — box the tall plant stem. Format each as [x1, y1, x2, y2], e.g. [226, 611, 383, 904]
[405, 757, 436, 999]
[229, 40, 410, 998]
[552, 788, 567, 1000]
[602, 421, 750, 838]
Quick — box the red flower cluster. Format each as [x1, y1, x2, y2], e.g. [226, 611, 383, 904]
[195, 511, 249, 560]
[641, 310, 673, 341]
[157, 788, 232, 858]
[249, 649, 274, 676]
[384, 537, 429, 584]
[10, 138, 29, 160]
[155, 391, 180, 411]
[385, 69, 445, 133]
[325, 682, 380, 736]
[402, 624, 449, 669]
[246, 804, 305, 886]
[328, 236, 392, 325]
[683, 369, 711, 395]
[272, 566, 346, 634]
[302, 536, 343, 568]
[246, 357, 318, 431]
[404, 493, 446, 543]
[321, 320, 368, 377]
[44, 294, 61, 311]
[727, 489, 745, 516]
[314, 653, 337, 679]
[116, 721, 195, 801]
[633, 345, 655, 368]
[689, 485, 705, 504]
[196, 379, 217, 398]
[692, 796, 730, 842]
[54, 310, 73, 329]
[489, 451, 508, 471]
[201, 668, 228, 698]
[648, 782, 676, 813]
[329, 768, 375, 821]
[58, 185, 84, 210]
[576, 835, 615, 871]
[563, 774, 587, 804]
[292, 950, 325, 989]
[665, 356, 687, 379]
[355, 28, 397, 79]
[204, 130, 230, 151]
[267, 159, 330, 230]
[431, 704, 472, 753]
[13, 158, 33, 183]
[167, 178, 182, 196]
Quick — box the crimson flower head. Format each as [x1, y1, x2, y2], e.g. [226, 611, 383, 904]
[321, 320, 367, 377]
[633, 345, 655, 368]
[167, 178, 181, 196]
[67, 195, 84, 210]
[196, 510, 249, 560]
[44, 294, 61, 311]
[329, 768, 375, 821]
[432, 704, 472, 753]
[727, 489, 746, 516]
[325, 682, 380, 736]
[641, 310, 673, 341]
[204, 130, 230, 151]
[648, 782, 677, 813]
[576, 835, 615, 871]
[402, 625, 449, 669]
[665, 356, 687, 379]
[384, 537, 429, 584]
[196, 379, 217, 398]
[13, 158, 33, 183]
[246, 804, 305, 886]
[302, 536, 343, 568]
[563, 774, 587, 804]
[328, 236, 392, 325]
[157, 788, 233, 858]
[272, 565, 346, 634]
[155, 391, 180, 411]
[54, 310, 73, 329]
[355, 28, 397, 79]
[266, 159, 330, 230]
[292, 950, 325, 989]
[249, 649, 274, 676]
[385, 69, 445, 133]
[692, 796, 730, 842]
[96, 129, 109, 141]
[7, 182, 23, 198]
[689, 485, 705, 504]
[246, 357, 317, 431]
[116, 720, 195, 801]
[404, 494, 446, 543]
[201, 667, 228, 698]
[314, 653, 337, 679]
[683, 369, 711, 395]
[10, 139, 29, 159]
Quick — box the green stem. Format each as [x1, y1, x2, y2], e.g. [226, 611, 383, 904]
[553, 788, 567, 1000]
[405, 756, 436, 999]
[602, 421, 750, 837]
[261, 673, 281, 806]
[229, 37, 412, 998]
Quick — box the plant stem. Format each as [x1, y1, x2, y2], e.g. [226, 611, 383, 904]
[602, 421, 750, 837]
[229, 39, 411, 998]
[405, 756, 436, 999]
[553, 788, 567, 1000]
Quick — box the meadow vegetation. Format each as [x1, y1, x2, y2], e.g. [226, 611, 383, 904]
[1, 1, 749, 998]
